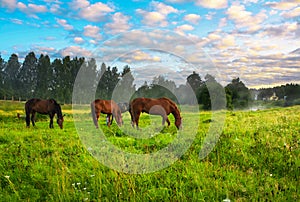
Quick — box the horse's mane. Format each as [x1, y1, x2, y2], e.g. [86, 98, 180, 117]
[48, 99, 63, 118]
[159, 97, 181, 118]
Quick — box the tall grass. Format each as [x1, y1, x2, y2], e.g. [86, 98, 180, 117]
[0, 101, 299, 201]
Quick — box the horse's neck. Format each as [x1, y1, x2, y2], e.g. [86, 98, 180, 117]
[55, 105, 63, 118]
[171, 105, 180, 119]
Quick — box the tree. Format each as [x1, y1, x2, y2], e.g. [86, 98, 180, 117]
[36, 54, 51, 98]
[18, 52, 38, 98]
[225, 77, 250, 109]
[112, 65, 136, 102]
[0, 55, 6, 98]
[198, 74, 226, 110]
[4, 53, 20, 98]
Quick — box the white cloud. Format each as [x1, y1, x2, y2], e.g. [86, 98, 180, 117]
[0, 0, 17, 10]
[195, 0, 227, 9]
[151, 1, 179, 15]
[74, 37, 85, 44]
[69, 0, 90, 10]
[175, 24, 194, 34]
[78, 2, 114, 22]
[136, 9, 167, 27]
[136, 2, 179, 27]
[226, 4, 268, 31]
[105, 12, 131, 34]
[265, 1, 299, 11]
[83, 25, 102, 40]
[184, 14, 201, 24]
[281, 7, 300, 18]
[56, 18, 74, 30]
[59, 46, 92, 58]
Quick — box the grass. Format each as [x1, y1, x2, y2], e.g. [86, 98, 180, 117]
[0, 100, 299, 201]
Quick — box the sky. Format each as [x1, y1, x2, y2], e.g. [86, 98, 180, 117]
[0, 0, 299, 89]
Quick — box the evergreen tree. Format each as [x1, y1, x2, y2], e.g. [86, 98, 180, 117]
[112, 65, 136, 102]
[0, 55, 6, 98]
[4, 53, 21, 98]
[18, 52, 38, 98]
[36, 54, 51, 98]
[225, 77, 250, 109]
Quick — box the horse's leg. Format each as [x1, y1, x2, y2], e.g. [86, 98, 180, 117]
[135, 112, 141, 129]
[106, 115, 111, 127]
[25, 110, 31, 127]
[31, 112, 36, 127]
[49, 114, 54, 128]
[161, 115, 170, 127]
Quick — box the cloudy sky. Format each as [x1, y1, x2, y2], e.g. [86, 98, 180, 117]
[0, 0, 299, 88]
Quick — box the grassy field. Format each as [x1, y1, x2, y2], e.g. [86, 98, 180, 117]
[0, 100, 299, 201]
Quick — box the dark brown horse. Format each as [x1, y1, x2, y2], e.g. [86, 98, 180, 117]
[91, 99, 123, 128]
[129, 97, 182, 129]
[25, 98, 64, 129]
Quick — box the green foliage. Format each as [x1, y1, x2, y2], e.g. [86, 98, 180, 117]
[0, 101, 299, 201]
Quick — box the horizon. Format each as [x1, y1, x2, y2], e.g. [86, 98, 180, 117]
[0, 0, 299, 89]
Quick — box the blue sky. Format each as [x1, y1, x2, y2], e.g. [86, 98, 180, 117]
[0, 0, 299, 88]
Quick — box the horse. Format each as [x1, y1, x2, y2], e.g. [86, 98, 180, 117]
[25, 98, 64, 129]
[129, 97, 182, 129]
[91, 99, 123, 128]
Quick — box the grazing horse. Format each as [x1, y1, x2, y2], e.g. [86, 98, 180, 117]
[25, 98, 64, 129]
[91, 99, 123, 128]
[129, 97, 182, 129]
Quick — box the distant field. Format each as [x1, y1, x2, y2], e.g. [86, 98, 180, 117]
[0, 100, 299, 201]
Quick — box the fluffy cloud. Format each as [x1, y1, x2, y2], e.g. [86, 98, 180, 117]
[265, 1, 299, 10]
[0, 0, 17, 10]
[56, 18, 74, 30]
[136, 2, 179, 27]
[281, 7, 300, 18]
[59, 46, 92, 58]
[175, 24, 194, 34]
[74, 37, 85, 44]
[195, 0, 227, 9]
[105, 12, 131, 34]
[184, 14, 201, 24]
[79, 2, 114, 22]
[83, 25, 102, 40]
[226, 4, 268, 31]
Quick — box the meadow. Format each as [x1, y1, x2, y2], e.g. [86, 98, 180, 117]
[0, 100, 299, 201]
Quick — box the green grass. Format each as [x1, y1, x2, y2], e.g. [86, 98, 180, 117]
[0, 100, 299, 201]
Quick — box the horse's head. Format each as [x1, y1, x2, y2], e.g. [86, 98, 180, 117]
[57, 116, 64, 129]
[115, 110, 123, 127]
[175, 116, 182, 130]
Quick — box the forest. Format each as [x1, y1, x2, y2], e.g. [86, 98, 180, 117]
[0, 51, 299, 109]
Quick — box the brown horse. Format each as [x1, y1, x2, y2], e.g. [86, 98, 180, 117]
[129, 97, 182, 129]
[91, 99, 123, 128]
[25, 98, 64, 129]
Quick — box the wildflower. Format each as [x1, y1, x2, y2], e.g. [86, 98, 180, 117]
[4, 176, 10, 179]
[223, 198, 231, 202]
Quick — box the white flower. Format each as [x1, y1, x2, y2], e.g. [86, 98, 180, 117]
[4, 176, 10, 179]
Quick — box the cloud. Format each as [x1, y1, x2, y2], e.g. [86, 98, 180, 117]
[69, 0, 90, 10]
[77, 2, 114, 22]
[264, 1, 299, 10]
[59, 46, 92, 58]
[136, 2, 179, 27]
[175, 24, 195, 34]
[0, 0, 17, 10]
[83, 25, 102, 40]
[105, 12, 131, 34]
[151, 1, 179, 15]
[56, 18, 74, 30]
[74, 37, 85, 44]
[10, 18, 23, 24]
[281, 6, 300, 18]
[226, 4, 268, 32]
[184, 14, 201, 24]
[195, 0, 227, 9]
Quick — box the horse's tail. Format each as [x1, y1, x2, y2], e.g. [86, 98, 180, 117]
[91, 101, 99, 128]
[25, 99, 34, 127]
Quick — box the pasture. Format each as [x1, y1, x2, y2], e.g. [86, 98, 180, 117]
[0, 100, 299, 201]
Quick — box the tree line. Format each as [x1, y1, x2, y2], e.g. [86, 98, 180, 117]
[0, 52, 299, 109]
